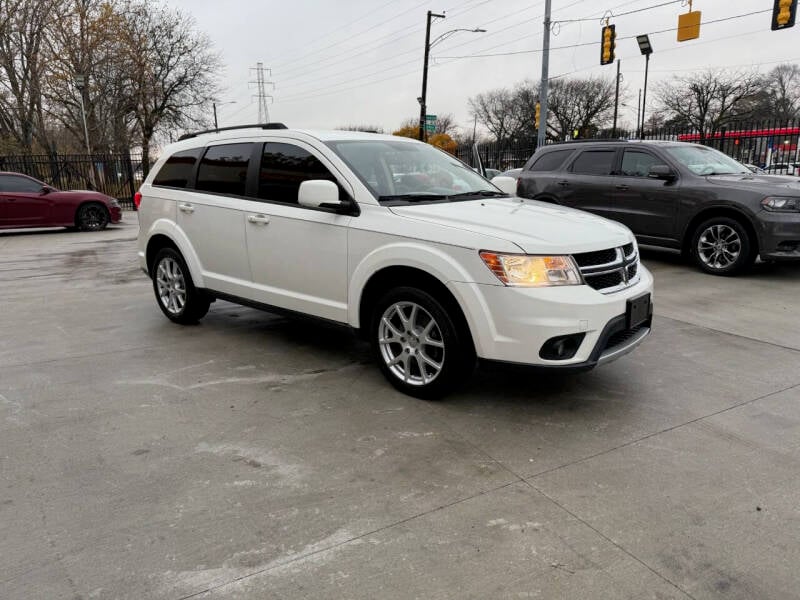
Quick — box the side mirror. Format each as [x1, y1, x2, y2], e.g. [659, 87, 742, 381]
[491, 175, 518, 196]
[648, 165, 675, 180]
[40, 186, 54, 195]
[298, 180, 344, 210]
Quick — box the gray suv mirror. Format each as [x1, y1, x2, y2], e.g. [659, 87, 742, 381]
[648, 165, 675, 180]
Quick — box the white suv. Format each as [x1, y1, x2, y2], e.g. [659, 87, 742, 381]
[136, 125, 653, 398]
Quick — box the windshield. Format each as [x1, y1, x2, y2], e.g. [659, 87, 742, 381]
[665, 145, 750, 176]
[326, 139, 503, 203]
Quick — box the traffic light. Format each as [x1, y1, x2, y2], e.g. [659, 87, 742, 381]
[772, 0, 797, 30]
[601, 24, 616, 65]
[535, 102, 541, 129]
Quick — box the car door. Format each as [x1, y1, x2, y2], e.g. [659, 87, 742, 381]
[0, 174, 51, 226]
[609, 148, 680, 241]
[554, 148, 619, 220]
[242, 140, 352, 323]
[174, 143, 255, 296]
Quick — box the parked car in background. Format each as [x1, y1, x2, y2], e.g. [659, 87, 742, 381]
[0, 172, 122, 231]
[497, 168, 523, 179]
[138, 125, 653, 398]
[516, 140, 800, 275]
[764, 162, 799, 175]
[744, 163, 766, 174]
[484, 168, 502, 179]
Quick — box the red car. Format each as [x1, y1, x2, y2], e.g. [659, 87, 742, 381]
[0, 171, 122, 231]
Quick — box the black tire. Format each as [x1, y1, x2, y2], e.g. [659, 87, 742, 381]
[690, 216, 756, 276]
[151, 248, 210, 324]
[76, 202, 109, 231]
[370, 286, 475, 399]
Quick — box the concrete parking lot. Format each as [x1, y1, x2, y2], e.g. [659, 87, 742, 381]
[1, 216, 799, 599]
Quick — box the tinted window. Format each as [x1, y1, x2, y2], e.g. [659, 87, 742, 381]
[0, 174, 43, 193]
[259, 143, 340, 203]
[620, 150, 661, 177]
[153, 148, 202, 188]
[529, 149, 574, 172]
[570, 150, 616, 175]
[196, 143, 253, 196]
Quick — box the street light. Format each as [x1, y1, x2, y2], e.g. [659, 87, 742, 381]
[418, 11, 486, 141]
[74, 74, 92, 155]
[212, 101, 237, 130]
[636, 34, 653, 139]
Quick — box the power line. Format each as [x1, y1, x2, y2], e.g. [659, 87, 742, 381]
[556, 0, 683, 23]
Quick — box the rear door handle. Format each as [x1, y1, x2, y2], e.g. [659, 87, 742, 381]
[557, 180, 569, 187]
[616, 185, 630, 191]
[247, 214, 270, 225]
[178, 203, 195, 214]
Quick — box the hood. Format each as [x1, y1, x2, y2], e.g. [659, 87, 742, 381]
[55, 189, 115, 201]
[706, 173, 800, 194]
[389, 197, 633, 254]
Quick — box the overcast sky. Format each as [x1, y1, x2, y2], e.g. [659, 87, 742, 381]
[167, 0, 797, 135]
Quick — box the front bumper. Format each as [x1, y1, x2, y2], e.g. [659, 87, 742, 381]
[448, 265, 654, 368]
[109, 205, 123, 223]
[759, 210, 800, 261]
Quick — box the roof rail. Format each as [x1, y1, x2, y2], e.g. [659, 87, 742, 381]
[552, 138, 628, 145]
[178, 123, 288, 141]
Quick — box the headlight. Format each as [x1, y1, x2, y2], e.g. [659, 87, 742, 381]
[479, 252, 582, 287]
[109, 198, 120, 208]
[762, 197, 800, 212]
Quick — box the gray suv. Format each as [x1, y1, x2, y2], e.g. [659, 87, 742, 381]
[516, 140, 800, 275]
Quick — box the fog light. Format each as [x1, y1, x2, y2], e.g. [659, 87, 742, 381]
[539, 333, 586, 361]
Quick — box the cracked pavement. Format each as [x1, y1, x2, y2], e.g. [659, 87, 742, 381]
[1, 217, 799, 599]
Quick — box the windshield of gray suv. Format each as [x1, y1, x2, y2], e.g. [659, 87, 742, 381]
[665, 145, 750, 176]
[326, 140, 505, 204]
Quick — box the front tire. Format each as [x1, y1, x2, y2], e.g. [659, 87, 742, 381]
[152, 248, 210, 324]
[76, 203, 109, 231]
[690, 217, 756, 276]
[370, 286, 475, 399]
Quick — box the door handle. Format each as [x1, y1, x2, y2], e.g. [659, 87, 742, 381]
[247, 214, 270, 225]
[178, 203, 195, 214]
[616, 185, 630, 191]
[557, 180, 569, 187]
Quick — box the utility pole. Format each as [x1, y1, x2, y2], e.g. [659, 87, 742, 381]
[641, 53, 650, 137]
[250, 62, 275, 124]
[537, 0, 552, 149]
[213, 103, 218, 130]
[636, 89, 642, 138]
[419, 10, 445, 141]
[612, 59, 621, 137]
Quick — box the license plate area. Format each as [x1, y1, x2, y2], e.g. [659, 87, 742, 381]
[626, 293, 651, 329]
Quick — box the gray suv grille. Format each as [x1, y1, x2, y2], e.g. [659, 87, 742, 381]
[573, 244, 640, 294]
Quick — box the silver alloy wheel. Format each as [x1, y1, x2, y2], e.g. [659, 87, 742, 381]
[156, 257, 187, 315]
[697, 224, 741, 270]
[378, 301, 445, 386]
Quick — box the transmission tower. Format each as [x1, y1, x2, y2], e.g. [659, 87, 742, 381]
[250, 62, 274, 123]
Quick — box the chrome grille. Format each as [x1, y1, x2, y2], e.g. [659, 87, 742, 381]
[573, 244, 640, 294]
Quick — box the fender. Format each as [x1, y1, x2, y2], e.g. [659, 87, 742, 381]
[145, 218, 206, 288]
[348, 241, 483, 328]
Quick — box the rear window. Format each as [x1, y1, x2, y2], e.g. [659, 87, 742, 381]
[196, 143, 254, 197]
[570, 150, 616, 175]
[529, 149, 573, 172]
[152, 148, 202, 188]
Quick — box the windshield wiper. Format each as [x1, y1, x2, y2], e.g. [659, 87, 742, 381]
[447, 190, 509, 200]
[378, 193, 448, 202]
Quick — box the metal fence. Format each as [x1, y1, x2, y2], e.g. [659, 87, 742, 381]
[0, 152, 144, 210]
[456, 119, 800, 174]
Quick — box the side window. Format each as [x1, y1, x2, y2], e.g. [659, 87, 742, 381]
[570, 150, 616, 175]
[529, 149, 574, 172]
[0, 175, 43, 193]
[620, 150, 661, 177]
[258, 142, 341, 204]
[152, 148, 202, 188]
[195, 143, 253, 197]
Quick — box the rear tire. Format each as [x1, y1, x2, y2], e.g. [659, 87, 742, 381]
[76, 203, 109, 231]
[152, 248, 210, 324]
[370, 286, 475, 399]
[690, 217, 756, 276]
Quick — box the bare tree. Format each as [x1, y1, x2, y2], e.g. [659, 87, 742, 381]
[336, 124, 385, 133]
[545, 76, 617, 140]
[433, 113, 458, 136]
[759, 64, 800, 121]
[468, 88, 519, 143]
[120, 0, 220, 172]
[656, 69, 762, 140]
[0, 0, 60, 152]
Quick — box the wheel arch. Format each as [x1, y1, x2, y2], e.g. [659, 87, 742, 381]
[681, 206, 759, 256]
[143, 219, 205, 287]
